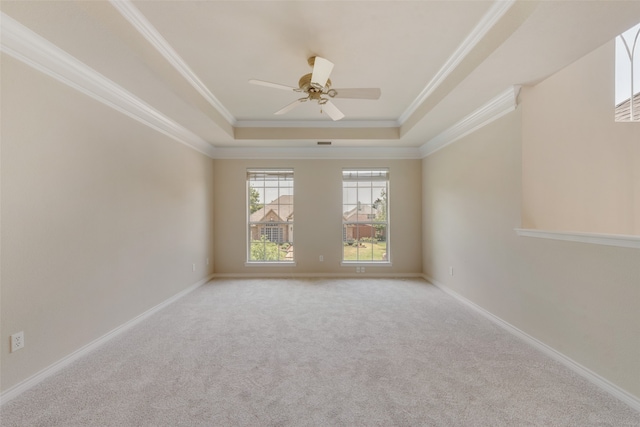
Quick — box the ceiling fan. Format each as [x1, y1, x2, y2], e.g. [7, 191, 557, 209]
[249, 56, 381, 121]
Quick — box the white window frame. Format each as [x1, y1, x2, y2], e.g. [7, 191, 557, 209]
[341, 168, 391, 266]
[615, 22, 640, 121]
[246, 169, 295, 266]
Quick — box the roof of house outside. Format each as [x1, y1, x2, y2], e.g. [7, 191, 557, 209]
[346, 214, 378, 223]
[343, 205, 378, 221]
[250, 195, 294, 222]
[615, 92, 640, 121]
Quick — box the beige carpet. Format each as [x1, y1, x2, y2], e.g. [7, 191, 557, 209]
[1, 278, 638, 426]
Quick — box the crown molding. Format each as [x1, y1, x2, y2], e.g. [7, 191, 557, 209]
[399, 0, 516, 125]
[110, 0, 236, 126]
[419, 85, 520, 158]
[213, 146, 422, 160]
[0, 12, 216, 159]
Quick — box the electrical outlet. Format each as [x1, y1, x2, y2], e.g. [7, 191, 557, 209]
[192, 263, 196, 272]
[319, 255, 324, 262]
[11, 331, 24, 353]
[449, 266, 454, 276]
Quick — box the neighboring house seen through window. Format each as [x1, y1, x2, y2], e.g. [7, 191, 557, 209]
[247, 169, 294, 262]
[342, 169, 389, 263]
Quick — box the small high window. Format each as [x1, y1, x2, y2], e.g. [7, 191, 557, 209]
[615, 22, 640, 121]
[247, 169, 294, 263]
[342, 169, 389, 263]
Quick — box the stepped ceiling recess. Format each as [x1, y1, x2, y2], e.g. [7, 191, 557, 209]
[2, 1, 639, 157]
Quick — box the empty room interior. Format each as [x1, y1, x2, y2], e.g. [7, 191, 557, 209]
[1, 1, 639, 425]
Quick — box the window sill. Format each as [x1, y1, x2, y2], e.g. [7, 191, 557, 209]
[340, 262, 392, 267]
[244, 262, 297, 267]
[514, 228, 640, 249]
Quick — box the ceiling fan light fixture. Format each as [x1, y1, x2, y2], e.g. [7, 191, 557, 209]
[249, 55, 381, 121]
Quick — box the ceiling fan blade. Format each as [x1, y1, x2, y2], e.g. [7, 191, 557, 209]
[274, 98, 305, 115]
[311, 56, 334, 89]
[330, 88, 381, 100]
[249, 79, 298, 92]
[321, 100, 345, 121]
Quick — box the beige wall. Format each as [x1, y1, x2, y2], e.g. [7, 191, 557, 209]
[213, 159, 422, 276]
[1, 55, 215, 392]
[2, 15, 637, 407]
[522, 41, 640, 235]
[423, 107, 640, 399]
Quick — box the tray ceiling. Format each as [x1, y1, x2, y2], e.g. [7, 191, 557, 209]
[2, 1, 640, 154]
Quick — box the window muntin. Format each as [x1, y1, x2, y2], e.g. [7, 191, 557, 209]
[615, 22, 640, 121]
[247, 169, 294, 262]
[342, 169, 389, 263]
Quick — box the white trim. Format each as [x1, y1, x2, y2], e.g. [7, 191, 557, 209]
[399, 0, 516, 125]
[419, 86, 519, 158]
[515, 228, 640, 249]
[423, 275, 640, 412]
[244, 262, 297, 267]
[214, 146, 422, 160]
[0, 274, 214, 406]
[0, 13, 216, 159]
[235, 120, 400, 129]
[110, 0, 236, 126]
[214, 273, 420, 279]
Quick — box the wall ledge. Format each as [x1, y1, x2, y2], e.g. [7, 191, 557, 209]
[515, 228, 640, 249]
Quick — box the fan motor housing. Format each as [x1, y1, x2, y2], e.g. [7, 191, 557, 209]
[298, 73, 331, 95]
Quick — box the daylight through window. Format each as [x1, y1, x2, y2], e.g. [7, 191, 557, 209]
[247, 169, 294, 262]
[615, 22, 640, 121]
[342, 169, 389, 263]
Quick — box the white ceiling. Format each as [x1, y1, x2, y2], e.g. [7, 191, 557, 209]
[2, 1, 640, 155]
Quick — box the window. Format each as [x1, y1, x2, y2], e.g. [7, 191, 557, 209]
[260, 224, 284, 243]
[247, 169, 294, 263]
[342, 169, 389, 263]
[615, 22, 640, 121]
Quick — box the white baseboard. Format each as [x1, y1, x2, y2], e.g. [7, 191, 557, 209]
[422, 275, 640, 412]
[0, 274, 213, 406]
[212, 272, 423, 279]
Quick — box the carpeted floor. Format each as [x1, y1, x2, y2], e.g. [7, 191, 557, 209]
[1, 278, 639, 426]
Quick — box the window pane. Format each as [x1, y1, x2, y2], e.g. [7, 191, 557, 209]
[365, 240, 374, 261]
[343, 204, 357, 220]
[250, 241, 265, 261]
[343, 187, 357, 205]
[265, 188, 279, 204]
[375, 225, 387, 242]
[248, 169, 293, 262]
[342, 169, 389, 263]
[357, 186, 372, 204]
[615, 23, 640, 121]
